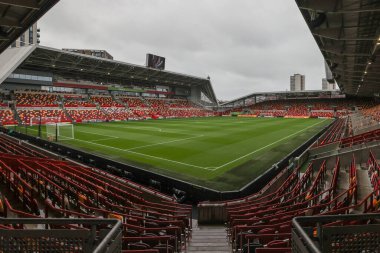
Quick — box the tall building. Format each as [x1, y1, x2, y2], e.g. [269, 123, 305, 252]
[290, 74, 305, 91]
[11, 23, 39, 48]
[322, 78, 336, 90]
[324, 61, 334, 82]
[62, 49, 114, 60]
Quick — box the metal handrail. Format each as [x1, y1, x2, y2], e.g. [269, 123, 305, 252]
[0, 218, 122, 253]
[292, 213, 380, 253]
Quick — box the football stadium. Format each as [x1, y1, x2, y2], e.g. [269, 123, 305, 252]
[0, 0, 379, 253]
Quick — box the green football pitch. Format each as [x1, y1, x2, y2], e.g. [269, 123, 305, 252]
[19, 117, 332, 190]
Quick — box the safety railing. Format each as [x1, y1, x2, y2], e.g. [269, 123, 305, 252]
[0, 218, 122, 253]
[292, 213, 380, 253]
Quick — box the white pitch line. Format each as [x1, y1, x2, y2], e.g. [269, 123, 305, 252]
[119, 126, 163, 132]
[64, 138, 125, 151]
[28, 128, 119, 142]
[75, 130, 118, 139]
[65, 136, 211, 170]
[92, 137, 119, 142]
[210, 119, 328, 170]
[103, 123, 199, 135]
[89, 123, 163, 132]
[125, 150, 213, 170]
[125, 135, 204, 151]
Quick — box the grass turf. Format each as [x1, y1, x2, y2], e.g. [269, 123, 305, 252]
[16, 117, 332, 191]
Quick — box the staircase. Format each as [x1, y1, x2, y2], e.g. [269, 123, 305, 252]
[354, 164, 373, 213]
[110, 93, 127, 108]
[10, 103, 21, 124]
[141, 97, 150, 107]
[62, 108, 74, 123]
[187, 224, 230, 253]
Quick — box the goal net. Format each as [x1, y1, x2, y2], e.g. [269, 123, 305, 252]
[30, 117, 61, 126]
[46, 123, 74, 141]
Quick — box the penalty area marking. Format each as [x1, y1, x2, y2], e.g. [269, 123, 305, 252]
[115, 125, 163, 132]
[125, 135, 204, 151]
[64, 135, 212, 170]
[75, 130, 120, 139]
[92, 137, 119, 142]
[125, 149, 214, 170]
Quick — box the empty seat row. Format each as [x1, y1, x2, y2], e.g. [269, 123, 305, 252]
[0, 134, 191, 252]
[200, 153, 366, 252]
[15, 92, 59, 107]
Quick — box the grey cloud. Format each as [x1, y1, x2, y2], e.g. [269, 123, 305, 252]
[39, 0, 326, 100]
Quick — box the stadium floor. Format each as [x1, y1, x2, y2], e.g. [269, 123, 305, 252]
[22, 117, 332, 190]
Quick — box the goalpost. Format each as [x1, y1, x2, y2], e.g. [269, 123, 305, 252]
[30, 116, 61, 126]
[46, 123, 75, 141]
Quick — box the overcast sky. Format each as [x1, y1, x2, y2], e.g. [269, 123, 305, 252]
[38, 0, 326, 100]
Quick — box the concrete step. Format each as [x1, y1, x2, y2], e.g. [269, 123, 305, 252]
[189, 242, 229, 247]
[192, 234, 227, 238]
[353, 169, 373, 212]
[187, 225, 230, 253]
[187, 251, 230, 253]
[190, 238, 227, 243]
[187, 248, 230, 252]
[192, 231, 227, 234]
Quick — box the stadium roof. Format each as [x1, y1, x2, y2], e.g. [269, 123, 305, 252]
[0, 0, 59, 54]
[220, 90, 343, 107]
[296, 0, 380, 97]
[0, 45, 218, 104]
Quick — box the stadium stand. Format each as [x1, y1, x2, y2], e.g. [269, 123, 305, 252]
[1, 0, 380, 251]
[223, 98, 376, 119]
[90, 95, 125, 107]
[17, 109, 71, 125]
[119, 96, 148, 108]
[66, 109, 110, 123]
[197, 101, 380, 252]
[2, 88, 380, 253]
[64, 99, 96, 108]
[102, 108, 136, 121]
[362, 104, 380, 122]
[0, 133, 192, 252]
[340, 129, 380, 148]
[3, 90, 214, 124]
[0, 109, 17, 125]
[15, 91, 59, 107]
[198, 149, 380, 252]
[312, 118, 348, 147]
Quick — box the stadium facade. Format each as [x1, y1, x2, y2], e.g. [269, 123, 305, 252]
[0, 45, 218, 106]
[62, 48, 114, 60]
